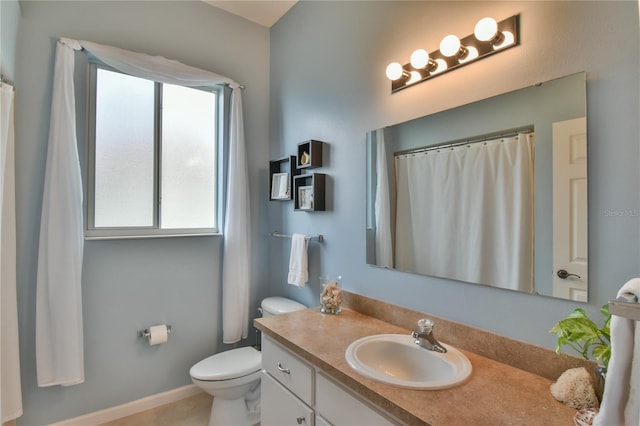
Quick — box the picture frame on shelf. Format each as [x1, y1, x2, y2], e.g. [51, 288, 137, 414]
[271, 172, 290, 200]
[298, 186, 314, 210]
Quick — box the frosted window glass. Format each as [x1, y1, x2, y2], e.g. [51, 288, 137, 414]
[161, 84, 217, 229]
[94, 69, 155, 227]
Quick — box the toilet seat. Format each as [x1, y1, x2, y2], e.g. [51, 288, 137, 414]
[190, 346, 261, 381]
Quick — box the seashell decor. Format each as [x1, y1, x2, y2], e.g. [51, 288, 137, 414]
[320, 279, 342, 314]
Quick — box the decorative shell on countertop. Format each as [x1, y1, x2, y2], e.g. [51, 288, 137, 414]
[550, 367, 599, 410]
[320, 280, 342, 314]
[573, 408, 598, 426]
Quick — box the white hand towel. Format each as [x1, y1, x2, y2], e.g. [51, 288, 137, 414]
[287, 234, 308, 287]
[594, 278, 640, 426]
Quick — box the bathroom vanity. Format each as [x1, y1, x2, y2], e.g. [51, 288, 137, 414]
[261, 335, 397, 425]
[255, 291, 590, 425]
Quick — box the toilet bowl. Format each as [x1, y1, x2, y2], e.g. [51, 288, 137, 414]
[190, 297, 306, 426]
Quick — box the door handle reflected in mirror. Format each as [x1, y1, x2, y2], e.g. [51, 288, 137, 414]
[557, 269, 581, 279]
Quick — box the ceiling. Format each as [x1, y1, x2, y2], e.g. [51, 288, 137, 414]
[203, 1, 298, 28]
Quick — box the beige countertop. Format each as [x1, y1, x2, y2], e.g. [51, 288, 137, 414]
[255, 306, 578, 426]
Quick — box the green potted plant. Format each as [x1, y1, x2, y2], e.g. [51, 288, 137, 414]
[549, 304, 611, 400]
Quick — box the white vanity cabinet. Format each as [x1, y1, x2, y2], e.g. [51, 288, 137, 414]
[261, 371, 314, 426]
[315, 415, 332, 426]
[315, 372, 395, 425]
[261, 335, 401, 426]
[261, 335, 314, 426]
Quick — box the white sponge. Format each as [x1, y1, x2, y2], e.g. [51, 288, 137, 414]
[550, 367, 599, 410]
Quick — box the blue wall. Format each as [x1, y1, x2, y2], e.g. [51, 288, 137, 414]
[269, 1, 639, 348]
[0, 0, 20, 81]
[14, 2, 269, 424]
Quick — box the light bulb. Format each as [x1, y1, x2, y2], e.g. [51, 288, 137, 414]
[459, 47, 479, 63]
[410, 49, 430, 69]
[385, 62, 405, 81]
[440, 35, 462, 57]
[474, 17, 498, 41]
[407, 71, 421, 84]
[433, 58, 448, 74]
[495, 31, 515, 49]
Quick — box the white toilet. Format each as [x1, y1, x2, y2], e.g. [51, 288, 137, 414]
[190, 297, 306, 426]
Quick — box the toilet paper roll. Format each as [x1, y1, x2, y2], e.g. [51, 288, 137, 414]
[148, 325, 168, 346]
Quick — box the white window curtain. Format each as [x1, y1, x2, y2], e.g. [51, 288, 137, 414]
[222, 89, 250, 343]
[394, 133, 534, 292]
[1, 82, 23, 421]
[374, 129, 393, 268]
[36, 38, 249, 387]
[36, 39, 87, 387]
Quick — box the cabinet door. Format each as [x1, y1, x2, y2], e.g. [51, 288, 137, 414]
[315, 414, 333, 426]
[315, 415, 332, 426]
[262, 371, 314, 426]
[316, 372, 396, 425]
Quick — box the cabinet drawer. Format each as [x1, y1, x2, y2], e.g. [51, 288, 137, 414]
[261, 371, 314, 426]
[316, 372, 396, 425]
[262, 335, 314, 405]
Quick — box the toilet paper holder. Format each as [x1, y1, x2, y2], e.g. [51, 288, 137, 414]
[137, 324, 172, 338]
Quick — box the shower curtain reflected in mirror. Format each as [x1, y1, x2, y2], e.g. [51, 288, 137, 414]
[373, 129, 393, 268]
[393, 133, 535, 291]
[1, 82, 22, 421]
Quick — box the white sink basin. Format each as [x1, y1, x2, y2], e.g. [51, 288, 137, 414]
[345, 334, 472, 390]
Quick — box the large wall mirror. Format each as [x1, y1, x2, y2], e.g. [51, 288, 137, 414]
[366, 72, 588, 301]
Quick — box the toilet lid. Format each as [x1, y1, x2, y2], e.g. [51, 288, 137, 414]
[190, 347, 261, 381]
[261, 297, 306, 315]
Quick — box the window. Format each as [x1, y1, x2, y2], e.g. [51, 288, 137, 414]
[86, 65, 223, 238]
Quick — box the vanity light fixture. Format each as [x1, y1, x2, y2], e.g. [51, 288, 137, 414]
[440, 35, 480, 64]
[386, 14, 519, 93]
[439, 35, 468, 60]
[474, 17, 503, 44]
[386, 61, 423, 85]
[410, 49, 437, 71]
[474, 17, 515, 48]
[385, 62, 408, 81]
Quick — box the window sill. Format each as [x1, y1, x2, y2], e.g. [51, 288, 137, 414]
[85, 232, 222, 241]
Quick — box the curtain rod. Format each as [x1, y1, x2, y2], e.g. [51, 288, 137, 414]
[394, 125, 534, 157]
[72, 38, 245, 89]
[225, 83, 246, 90]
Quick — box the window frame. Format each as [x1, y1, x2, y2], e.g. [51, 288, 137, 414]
[84, 62, 226, 240]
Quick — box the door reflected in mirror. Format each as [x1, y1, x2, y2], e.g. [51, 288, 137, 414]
[366, 72, 587, 302]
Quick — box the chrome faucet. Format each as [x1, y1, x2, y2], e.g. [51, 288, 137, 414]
[411, 319, 447, 353]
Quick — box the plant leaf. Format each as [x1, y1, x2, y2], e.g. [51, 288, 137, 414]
[550, 306, 611, 363]
[592, 344, 611, 368]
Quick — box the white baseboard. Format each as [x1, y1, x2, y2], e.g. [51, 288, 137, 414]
[49, 384, 203, 426]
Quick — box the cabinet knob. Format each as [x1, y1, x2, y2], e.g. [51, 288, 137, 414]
[277, 362, 291, 374]
[296, 416, 306, 424]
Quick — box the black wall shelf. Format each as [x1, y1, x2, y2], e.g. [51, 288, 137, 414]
[294, 173, 326, 211]
[269, 156, 299, 201]
[297, 140, 324, 169]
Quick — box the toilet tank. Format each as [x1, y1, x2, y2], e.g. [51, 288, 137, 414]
[261, 297, 306, 317]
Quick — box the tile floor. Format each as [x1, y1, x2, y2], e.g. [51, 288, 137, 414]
[99, 393, 213, 426]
